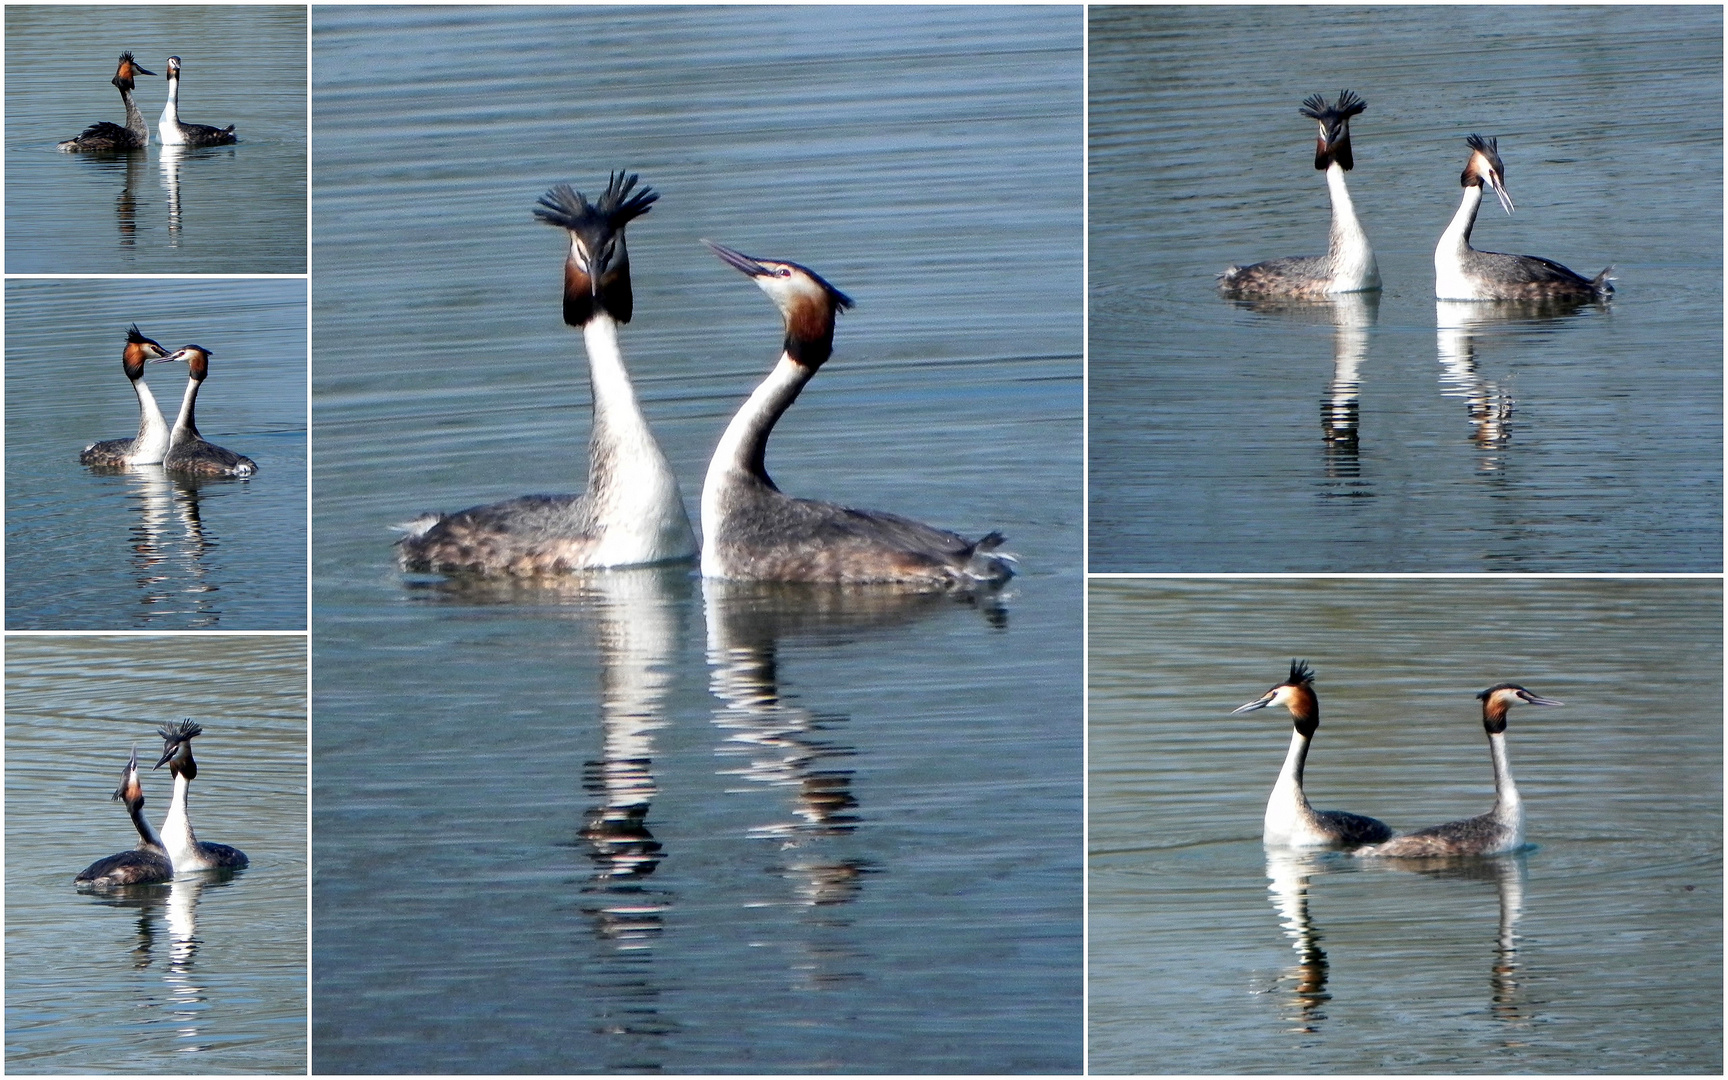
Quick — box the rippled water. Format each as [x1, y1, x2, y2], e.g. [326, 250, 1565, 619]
[5, 636, 307, 1074]
[1090, 6, 1722, 571]
[5, 278, 308, 630]
[310, 6, 1081, 1073]
[1090, 578, 1722, 1073]
[5, 4, 307, 273]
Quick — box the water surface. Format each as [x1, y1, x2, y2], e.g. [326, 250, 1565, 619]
[310, 6, 1082, 1073]
[1090, 578, 1722, 1073]
[1090, 6, 1722, 571]
[5, 635, 307, 1074]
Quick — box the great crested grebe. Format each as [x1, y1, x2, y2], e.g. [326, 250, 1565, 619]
[157, 345, 258, 477]
[75, 746, 175, 887]
[1356, 683, 1562, 858]
[1435, 135, 1613, 302]
[1234, 660, 1394, 848]
[396, 172, 698, 576]
[58, 51, 155, 151]
[153, 720, 248, 871]
[158, 56, 236, 147]
[699, 240, 1014, 587]
[81, 324, 175, 466]
[1219, 91, 1381, 299]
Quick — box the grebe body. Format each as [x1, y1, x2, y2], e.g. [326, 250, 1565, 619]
[699, 240, 1013, 588]
[1434, 135, 1612, 302]
[81, 325, 175, 466]
[158, 345, 257, 477]
[75, 747, 174, 887]
[1219, 91, 1381, 299]
[1234, 659, 1394, 848]
[158, 56, 236, 147]
[396, 172, 697, 576]
[58, 52, 155, 151]
[1357, 684, 1562, 858]
[154, 720, 249, 871]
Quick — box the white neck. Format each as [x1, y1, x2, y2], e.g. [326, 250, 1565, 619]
[1323, 163, 1379, 292]
[159, 770, 202, 868]
[1264, 727, 1320, 845]
[581, 316, 697, 566]
[1434, 184, 1485, 299]
[168, 374, 201, 448]
[128, 375, 172, 463]
[700, 352, 811, 577]
[1488, 730, 1522, 844]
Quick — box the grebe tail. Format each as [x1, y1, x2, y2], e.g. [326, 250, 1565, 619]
[81, 324, 175, 466]
[153, 720, 249, 871]
[1434, 135, 1613, 302]
[1219, 90, 1380, 299]
[1234, 659, 1394, 848]
[1356, 683, 1561, 858]
[75, 746, 174, 887]
[158, 56, 236, 147]
[158, 344, 258, 477]
[699, 239, 1014, 588]
[58, 52, 155, 151]
[396, 171, 698, 575]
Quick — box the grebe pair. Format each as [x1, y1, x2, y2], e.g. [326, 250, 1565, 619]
[59, 52, 233, 151]
[81, 326, 256, 477]
[1234, 660, 1562, 856]
[74, 722, 248, 888]
[1219, 92, 1611, 303]
[396, 172, 1012, 588]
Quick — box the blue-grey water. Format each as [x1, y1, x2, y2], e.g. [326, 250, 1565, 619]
[1089, 6, 1722, 571]
[5, 278, 308, 630]
[5, 635, 307, 1074]
[5, 4, 307, 274]
[1090, 578, 1722, 1073]
[310, 6, 1081, 1073]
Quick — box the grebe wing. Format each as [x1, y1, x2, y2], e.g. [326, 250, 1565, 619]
[1473, 249, 1597, 286]
[200, 842, 248, 868]
[75, 848, 173, 886]
[1314, 808, 1394, 845]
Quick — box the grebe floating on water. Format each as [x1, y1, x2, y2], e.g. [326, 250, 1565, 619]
[699, 240, 1014, 588]
[395, 172, 698, 576]
[158, 56, 236, 147]
[81, 325, 174, 466]
[158, 345, 258, 477]
[1356, 683, 1562, 858]
[1233, 659, 1394, 848]
[1219, 91, 1381, 299]
[154, 720, 248, 871]
[1435, 135, 1612, 302]
[58, 52, 155, 151]
[75, 746, 175, 887]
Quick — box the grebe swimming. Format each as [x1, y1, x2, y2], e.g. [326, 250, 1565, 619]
[699, 240, 1013, 588]
[396, 172, 698, 576]
[1356, 683, 1562, 858]
[153, 720, 249, 871]
[57, 51, 155, 151]
[80, 325, 174, 466]
[75, 746, 175, 887]
[1434, 135, 1613, 302]
[1219, 91, 1381, 299]
[1233, 659, 1394, 848]
[158, 345, 258, 477]
[158, 56, 236, 147]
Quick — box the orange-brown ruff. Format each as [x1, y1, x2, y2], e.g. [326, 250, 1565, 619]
[80, 325, 174, 466]
[699, 240, 1014, 588]
[160, 345, 259, 477]
[58, 52, 155, 151]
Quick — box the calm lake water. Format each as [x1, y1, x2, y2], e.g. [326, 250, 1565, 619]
[310, 6, 1082, 1073]
[1090, 6, 1722, 572]
[5, 635, 308, 1074]
[5, 4, 307, 274]
[5, 278, 308, 630]
[1090, 578, 1722, 1073]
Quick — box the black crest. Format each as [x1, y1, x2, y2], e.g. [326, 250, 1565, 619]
[1287, 659, 1314, 686]
[1299, 91, 1365, 171]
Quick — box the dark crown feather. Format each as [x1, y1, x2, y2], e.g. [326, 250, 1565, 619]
[1287, 659, 1314, 686]
[158, 718, 203, 743]
[532, 170, 658, 232]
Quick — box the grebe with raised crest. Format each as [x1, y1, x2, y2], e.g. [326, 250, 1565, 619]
[153, 720, 249, 871]
[81, 324, 174, 466]
[58, 51, 155, 151]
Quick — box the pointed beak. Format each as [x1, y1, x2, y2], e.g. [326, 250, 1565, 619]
[1519, 691, 1563, 707]
[134, 64, 156, 77]
[1487, 174, 1515, 215]
[703, 239, 770, 279]
[1231, 693, 1274, 715]
[153, 743, 176, 769]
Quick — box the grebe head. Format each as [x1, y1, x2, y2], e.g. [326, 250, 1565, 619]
[1476, 682, 1562, 734]
[154, 718, 203, 779]
[112, 745, 146, 805]
[1462, 134, 1515, 215]
[165, 56, 183, 79]
[111, 51, 155, 92]
[1298, 90, 1366, 171]
[159, 344, 213, 382]
[701, 239, 854, 369]
[533, 170, 658, 326]
[1232, 659, 1319, 737]
[122, 324, 169, 379]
